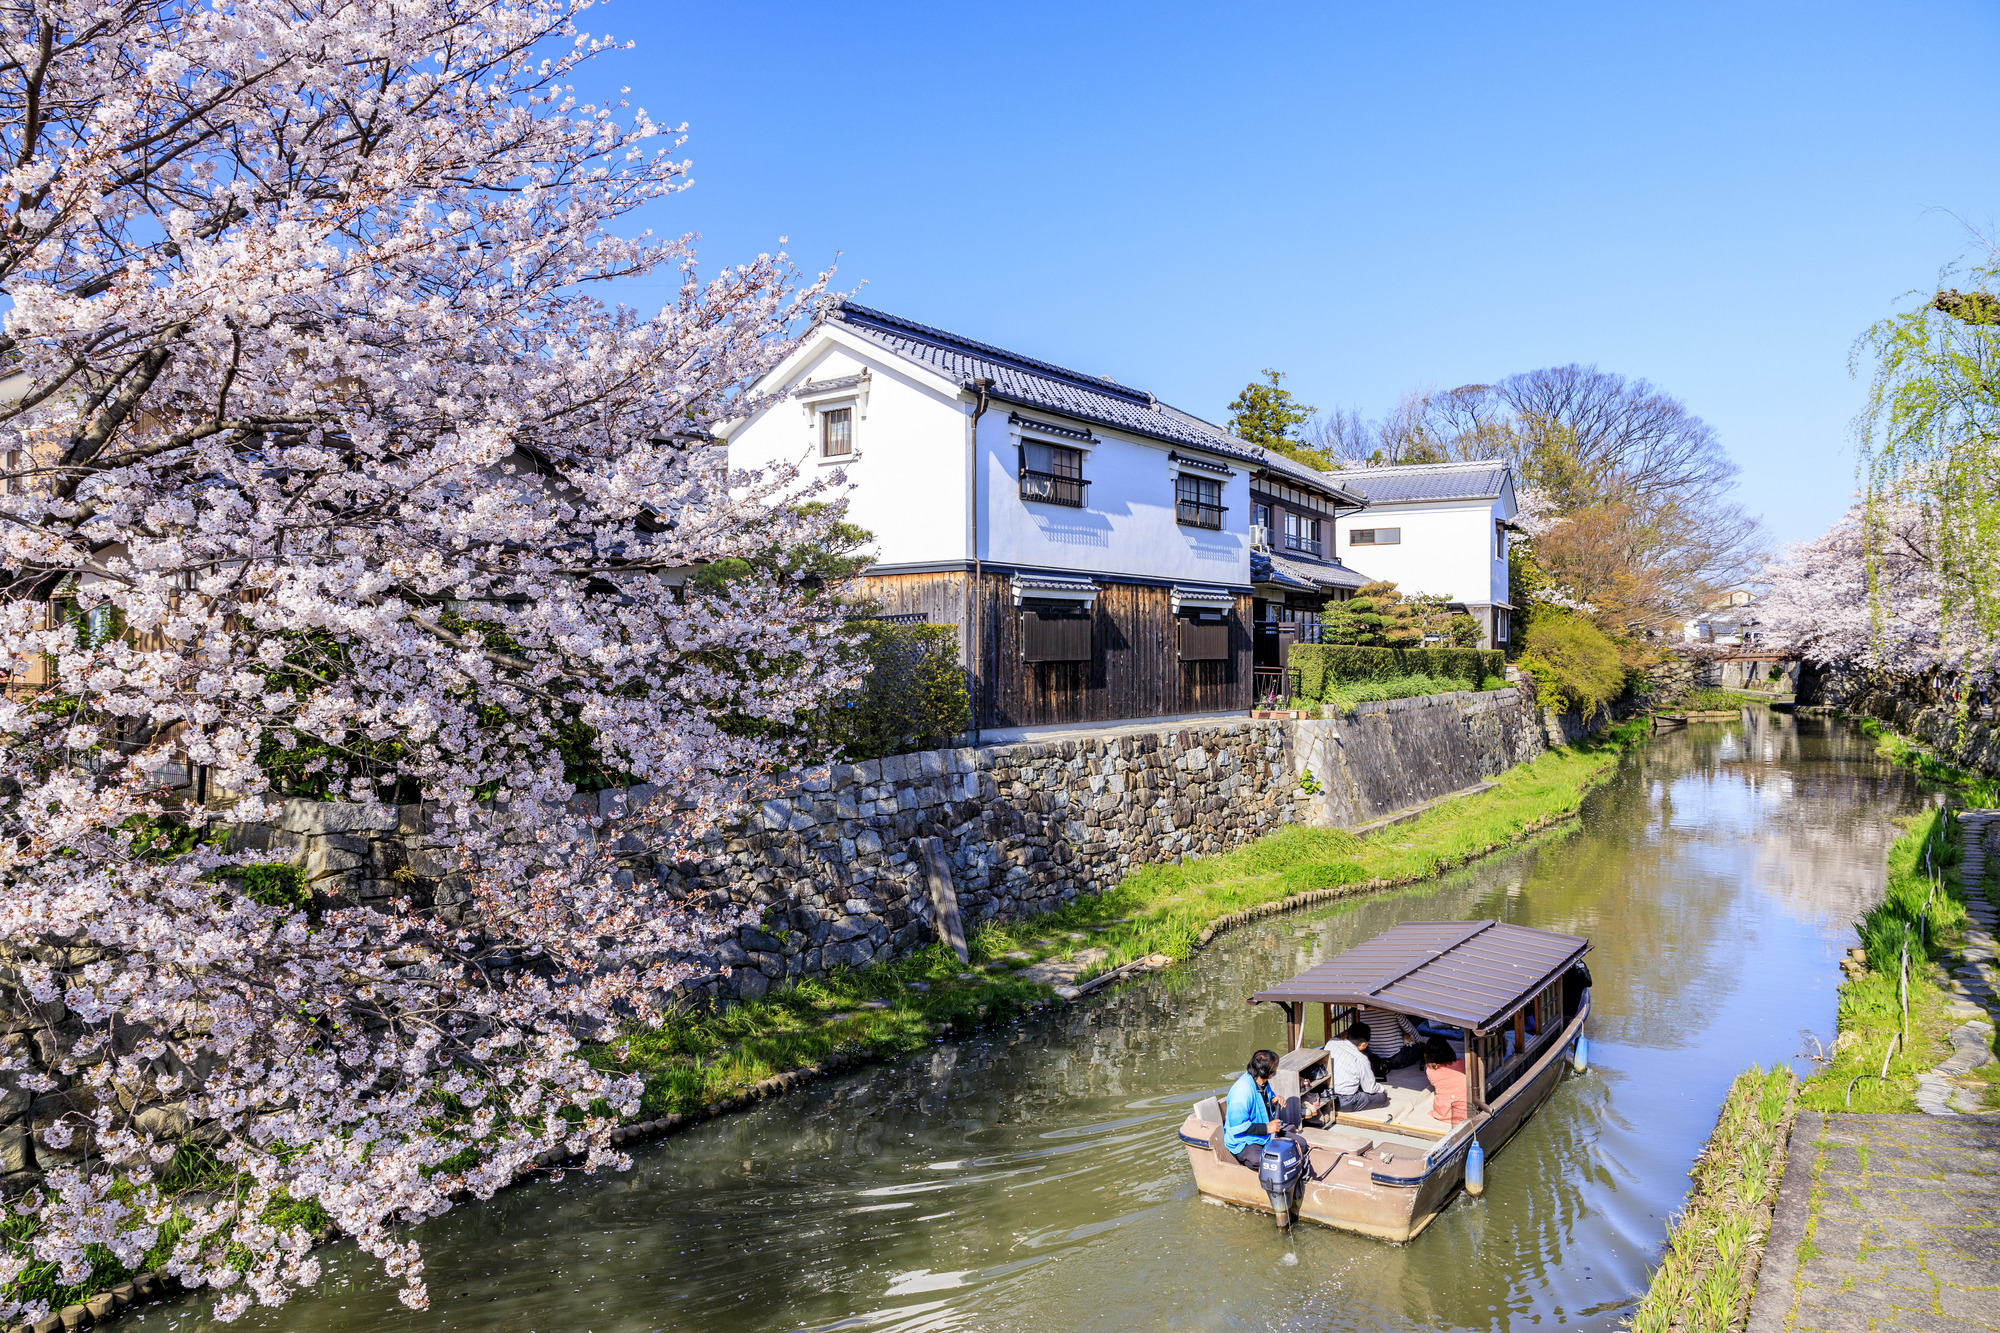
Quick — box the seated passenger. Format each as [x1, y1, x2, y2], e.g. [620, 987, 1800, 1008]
[1223, 1049, 1282, 1169]
[1327, 1022, 1390, 1112]
[1423, 1036, 1469, 1124]
[1355, 1006, 1422, 1077]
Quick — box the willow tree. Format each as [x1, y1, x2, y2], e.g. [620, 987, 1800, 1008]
[1854, 269, 2000, 645]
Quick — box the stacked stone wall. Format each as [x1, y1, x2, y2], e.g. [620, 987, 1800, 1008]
[1808, 664, 2000, 779]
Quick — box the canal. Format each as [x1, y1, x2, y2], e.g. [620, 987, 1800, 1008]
[179, 714, 1927, 1333]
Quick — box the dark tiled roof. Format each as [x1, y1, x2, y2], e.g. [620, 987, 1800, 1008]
[1252, 446, 1369, 506]
[1328, 460, 1511, 504]
[824, 300, 1262, 465]
[1253, 550, 1374, 593]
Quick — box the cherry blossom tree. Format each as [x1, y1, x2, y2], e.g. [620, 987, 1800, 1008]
[1758, 500, 2000, 679]
[0, 1, 847, 1321]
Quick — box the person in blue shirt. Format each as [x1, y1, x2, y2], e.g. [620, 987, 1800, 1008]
[1224, 1049, 1282, 1168]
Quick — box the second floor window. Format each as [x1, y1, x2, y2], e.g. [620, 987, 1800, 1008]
[820, 406, 853, 458]
[1020, 441, 1087, 507]
[1284, 513, 1321, 556]
[1351, 527, 1400, 546]
[1175, 474, 1224, 530]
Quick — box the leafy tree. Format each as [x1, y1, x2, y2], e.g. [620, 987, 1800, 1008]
[1228, 370, 1328, 466]
[1854, 262, 2000, 640]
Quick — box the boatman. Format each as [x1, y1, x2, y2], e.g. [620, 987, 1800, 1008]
[1224, 1049, 1283, 1169]
[1328, 1022, 1391, 1113]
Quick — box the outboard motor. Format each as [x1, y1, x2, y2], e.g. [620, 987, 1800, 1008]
[1257, 1136, 1306, 1227]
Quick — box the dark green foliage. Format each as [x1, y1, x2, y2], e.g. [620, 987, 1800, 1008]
[241, 863, 312, 914]
[814, 621, 969, 760]
[1288, 645, 1505, 702]
[1228, 369, 1329, 467]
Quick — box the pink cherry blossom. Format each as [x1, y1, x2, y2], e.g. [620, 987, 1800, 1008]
[0, 2, 852, 1321]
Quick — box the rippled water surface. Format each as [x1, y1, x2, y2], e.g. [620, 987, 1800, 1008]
[178, 715, 1928, 1333]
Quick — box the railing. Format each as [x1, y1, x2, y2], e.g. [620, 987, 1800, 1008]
[1176, 499, 1226, 530]
[1020, 470, 1088, 507]
[1283, 533, 1321, 557]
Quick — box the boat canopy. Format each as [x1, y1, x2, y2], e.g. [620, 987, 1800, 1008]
[1248, 920, 1588, 1035]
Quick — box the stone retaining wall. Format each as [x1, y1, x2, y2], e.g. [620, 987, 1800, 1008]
[1805, 664, 2000, 779]
[225, 686, 1567, 1006]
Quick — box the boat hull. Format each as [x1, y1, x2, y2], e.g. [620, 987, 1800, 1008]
[1179, 999, 1589, 1241]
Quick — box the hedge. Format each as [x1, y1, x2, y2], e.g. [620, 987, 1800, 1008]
[815, 620, 970, 759]
[1288, 645, 1504, 703]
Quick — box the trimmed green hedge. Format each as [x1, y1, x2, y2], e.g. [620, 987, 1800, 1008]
[1289, 645, 1505, 702]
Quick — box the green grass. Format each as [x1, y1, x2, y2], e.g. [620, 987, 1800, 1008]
[1682, 688, 1773, 712]
[598, 718, 1651, 1116]
[1629, 1065, 1798, 1333]
[1313, 672, 1510, 715]
[1796, 714, 1996, 1113]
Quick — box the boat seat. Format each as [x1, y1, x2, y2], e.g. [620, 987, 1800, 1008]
[1193, 1096, 1223, 1126]
[1208, 1124, 1231, 1167]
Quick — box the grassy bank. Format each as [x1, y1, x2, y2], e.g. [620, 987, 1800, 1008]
[1628, 1066, 1799, 1333]
[595, 718, 1651, 1119]
[1793, 715, 1998, 1113]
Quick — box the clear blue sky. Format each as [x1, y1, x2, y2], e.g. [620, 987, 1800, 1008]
[594, 1, 2000, 550]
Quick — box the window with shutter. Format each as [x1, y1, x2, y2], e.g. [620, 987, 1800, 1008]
[1021, 603, 1092, 662]
[1179, 617, 1230, 661]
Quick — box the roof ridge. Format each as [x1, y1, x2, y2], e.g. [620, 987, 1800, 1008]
[1334, 457, 1507, 473]
[828, 300, 1155, 408]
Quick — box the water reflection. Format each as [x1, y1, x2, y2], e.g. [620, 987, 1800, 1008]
[178, 716, 1922, 1333]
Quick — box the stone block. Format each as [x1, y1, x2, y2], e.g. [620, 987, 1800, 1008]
[278, 799, 400, 835]
[0, 1125, 30, 1173]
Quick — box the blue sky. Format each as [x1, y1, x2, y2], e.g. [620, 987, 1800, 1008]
[594, 1, 2000, 549]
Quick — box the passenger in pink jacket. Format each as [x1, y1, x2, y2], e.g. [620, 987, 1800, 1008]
[1422, 1036, 1469, 1124]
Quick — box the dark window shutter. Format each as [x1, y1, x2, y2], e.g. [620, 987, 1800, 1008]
[1022, 604, 1092, 662]
[1180, 618, 1230, 661]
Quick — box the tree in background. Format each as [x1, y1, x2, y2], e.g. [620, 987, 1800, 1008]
[1852, 262, 2000, 641]
[0, 2, 846, 1321]
[1228, 370, 1327, 466]
[1311, 367, 1758, 653]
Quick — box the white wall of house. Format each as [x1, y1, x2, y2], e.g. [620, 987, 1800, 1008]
[1335, 495, 1512, 608]
[724, 328, 1251, 586]
[977, 411, 1248, 584]
[722, 336, 969, 568]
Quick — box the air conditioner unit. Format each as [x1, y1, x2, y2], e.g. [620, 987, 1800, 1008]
[1249, 523, 1271, 551]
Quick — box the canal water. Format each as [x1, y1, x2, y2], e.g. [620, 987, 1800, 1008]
[178, 715, 1928, 1333]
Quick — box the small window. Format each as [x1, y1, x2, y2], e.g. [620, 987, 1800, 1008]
[1252, 502, 1272, 529]
[1350, 527, 1400, 546]
[820, 406, 853, 458]
[1284, 513, 1321, 557]
[1021, 442, 1088, 506]
[1175, 474, 1225, 530]
[1494, 608, 1509, 643]
[1495, 521, 1507, 559]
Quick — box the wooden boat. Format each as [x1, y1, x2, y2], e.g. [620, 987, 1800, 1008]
[1176, 919, 1591, 1241]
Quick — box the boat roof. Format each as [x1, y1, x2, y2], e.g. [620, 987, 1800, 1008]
[1247, 920, 1589, 1034]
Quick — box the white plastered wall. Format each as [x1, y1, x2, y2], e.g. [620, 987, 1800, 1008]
[1337, 497, 1509, 608]
[976, 411, 1249, 586]
[722, 336, 969, 567]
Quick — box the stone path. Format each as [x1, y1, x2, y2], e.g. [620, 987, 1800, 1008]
[1917, 814, 2000, 1116]
[1748, 1111, 2000, 1333]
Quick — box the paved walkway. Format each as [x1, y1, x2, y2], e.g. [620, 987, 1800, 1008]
[1924, 814, 2000, 1115]
[1750, 1111, 2000, 1333]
